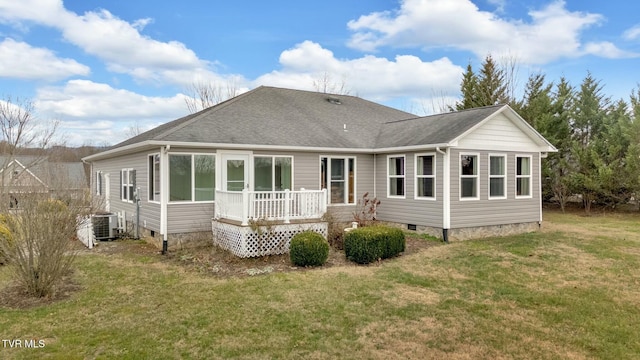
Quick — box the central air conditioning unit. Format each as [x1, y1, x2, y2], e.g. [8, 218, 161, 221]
[92, 213, 118, 240]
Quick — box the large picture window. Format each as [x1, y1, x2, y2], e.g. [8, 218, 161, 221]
[489, 154, 506, 199]
[516, 155, 532, 198]
[460, 154, 478, 199]
[415, 154, 435, 199]
[169, 154, 215, 202]
[320, 156, 355, 204]
[388, 155, 405, 198]
[254, 156, 292, 191]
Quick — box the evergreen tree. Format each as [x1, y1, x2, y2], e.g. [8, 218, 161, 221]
[476, 55, 509, 107]
[546, 77, 574, 211]
[454, 63, 478, 110]
[568, 73, 609, 213]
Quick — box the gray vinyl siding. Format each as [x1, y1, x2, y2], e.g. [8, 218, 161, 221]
[92, 150, 161, 233]
[167, 202, 214, 233]
[449, 149, 540, 228]
[374, 152, 444, 228]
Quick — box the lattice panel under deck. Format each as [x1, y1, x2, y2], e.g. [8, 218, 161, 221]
[212, 221, 328, 258]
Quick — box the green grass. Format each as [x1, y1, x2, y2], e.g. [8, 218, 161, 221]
[2, 210, 640, 359]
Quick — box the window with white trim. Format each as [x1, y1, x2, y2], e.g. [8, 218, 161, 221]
[516, 155, 532, 198]
[415, 154, 435, 199]
[148, 154, 160, 202]
[320, 156, 355, 204]
[121, 168, 135, 202]
[169, 154, 215, 202]
[96, 171, 103, 196]
[254, 156, 293, 191]
[460, 154, 478, 199]
[388, 155, 405, 198]
[489, 154, 506, 199]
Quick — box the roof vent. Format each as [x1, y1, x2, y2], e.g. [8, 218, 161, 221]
[327, 96, 342, 105]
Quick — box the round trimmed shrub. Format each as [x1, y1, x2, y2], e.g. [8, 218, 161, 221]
[344, 226, 405, 264]
[289, 231, 329, 267]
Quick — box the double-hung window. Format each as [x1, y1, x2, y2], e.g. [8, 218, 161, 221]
[254, 156, 293, 191]
[415, 154, 435, 199]
[169, 154, 215, 202]
[148, 154, 160, 202]
[320, 156, 355, 204]
[388, 155, 405, 198]
[489, 154, 506, 199]
[460, 154, 478, 200]
[121, 168, 135, 202]
[96, 171, 103, 196]
[516, 155, 532, 198]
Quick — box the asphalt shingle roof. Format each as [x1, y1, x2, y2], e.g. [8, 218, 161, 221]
[113, 86, 417, 149]
[107, 86, 527, 153]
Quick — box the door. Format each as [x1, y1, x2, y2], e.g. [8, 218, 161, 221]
[221, 154, 250, 191]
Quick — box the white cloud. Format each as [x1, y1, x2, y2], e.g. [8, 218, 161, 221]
[623, 24, 640, 41]
[33, 80, 195, 145]
[35, 79, 189, 120]
[347, 0, 634, 64]
[0, 0, 226, 86]
[0, 38, 90, 80]
[255, 41, 464, 101]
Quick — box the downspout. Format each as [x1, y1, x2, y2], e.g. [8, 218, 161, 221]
[373, 154, 377, 198]
[538, 153, 543, 229]
[161, 145, 170, 254]
[436, 146, 450, 243]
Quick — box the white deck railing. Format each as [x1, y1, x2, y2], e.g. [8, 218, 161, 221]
[214, 188, 327, 225]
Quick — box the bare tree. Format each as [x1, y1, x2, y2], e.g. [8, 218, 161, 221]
[312, 72, 351, 95]
[0, 96, 60, 210]
[125, 120, 144, 138]
[184, 80, 240, 114]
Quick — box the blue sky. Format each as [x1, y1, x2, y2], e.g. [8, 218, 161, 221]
[0, 0, 639, 146]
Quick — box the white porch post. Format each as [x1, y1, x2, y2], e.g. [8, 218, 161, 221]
[241, 188, 249, 226]
[321, 188, 327, 215]
[284, 189, 291, 224]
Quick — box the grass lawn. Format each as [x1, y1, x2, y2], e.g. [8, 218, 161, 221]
[1, 210, 640, 359]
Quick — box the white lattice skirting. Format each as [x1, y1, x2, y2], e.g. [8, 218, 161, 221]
[212, 220, 328, 258]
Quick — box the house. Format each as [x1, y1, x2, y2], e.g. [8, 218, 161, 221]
[82, 86, 557, 256]
[0, 156, 88, 207]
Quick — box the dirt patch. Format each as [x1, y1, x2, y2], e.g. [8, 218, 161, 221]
[165, 234, 442, 278]
[0, 271, 82, 309]
[77, 234, 442, 278]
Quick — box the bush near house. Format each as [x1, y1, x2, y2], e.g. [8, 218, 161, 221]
[344, 225, 405, 264]
[289, 231, 330, 267]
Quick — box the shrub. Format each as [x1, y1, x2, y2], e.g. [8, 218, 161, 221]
[344, 226, 406, 264]
[289, 231, 330, 267]
[0, 220, 13, 265]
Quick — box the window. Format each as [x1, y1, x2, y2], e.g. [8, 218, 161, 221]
[516, 155, 532, 198]
[388, 155, 405, 198]
[96, 171, 103, 196]
[148, 154, 160, 201]
[489, 155, 506, 199]
[320, 156, 355, 204]
[121, 168, 135, 202]
[460, 154, 478, 199]
[169, 154, 215, 202]
[254, 156, 293, 191]
[194, 155, 215, 201]
[415, 154, 435, 199]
